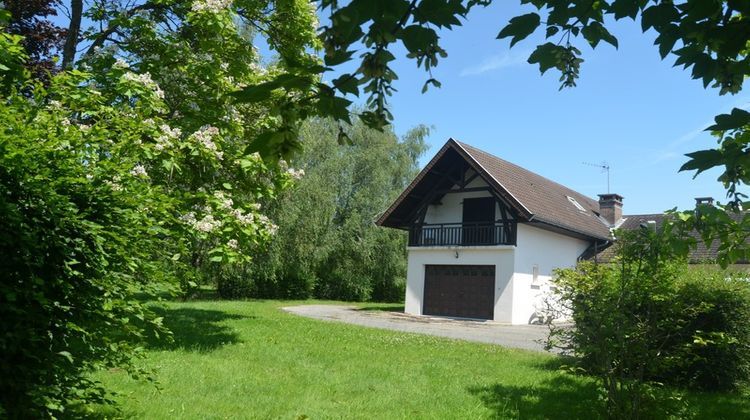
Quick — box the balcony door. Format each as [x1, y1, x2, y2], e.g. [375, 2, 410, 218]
[462, 197, 495, 245]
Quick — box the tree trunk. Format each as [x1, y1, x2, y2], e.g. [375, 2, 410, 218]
[62, 0, 83, 68]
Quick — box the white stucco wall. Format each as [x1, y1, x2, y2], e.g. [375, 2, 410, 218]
[511, 223, 590, 324]
[405, 246, 515, 322]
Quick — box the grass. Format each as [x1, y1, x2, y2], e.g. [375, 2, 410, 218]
[90, 299, 750, 419]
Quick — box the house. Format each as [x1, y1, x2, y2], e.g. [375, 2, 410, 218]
[595, 197, 742, 264]
[377, 138, 618, 324]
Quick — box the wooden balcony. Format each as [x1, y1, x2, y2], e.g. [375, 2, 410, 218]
[408, 222, 517, 247]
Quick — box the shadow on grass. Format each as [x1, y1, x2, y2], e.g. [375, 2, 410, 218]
[356, 304, 405, 312]
[685, 391, 750, 419]
[147, 306, 250, 352]
[469, 375, 600, 419]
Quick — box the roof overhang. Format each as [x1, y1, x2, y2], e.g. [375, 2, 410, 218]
[376, 139, 532, 229]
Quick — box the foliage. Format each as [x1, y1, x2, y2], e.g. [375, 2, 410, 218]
[217, 117, 428, 302]
[671, 267, 750, 391]
[0, 9, 299, 415]
[3, 0, 65, 78]
[15, 1, 750, 264]
[548, 225, 750, 418]
[0, 39, 170, 417]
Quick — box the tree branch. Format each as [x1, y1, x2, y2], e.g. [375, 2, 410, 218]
[82, 2, 160, 60]
[62, 0, 83, 68]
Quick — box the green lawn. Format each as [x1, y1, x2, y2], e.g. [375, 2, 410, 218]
[91, 300, 749, 419]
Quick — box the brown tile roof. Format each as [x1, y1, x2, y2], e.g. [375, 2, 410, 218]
[455, 141, 612, 240]
[377, 138, 612, 241]
[596, 213, 731, 263]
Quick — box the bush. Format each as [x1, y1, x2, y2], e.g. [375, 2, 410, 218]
[549, 226, 750, 418]
[666, 269, 750, 390]
[217, 271, 255, 299]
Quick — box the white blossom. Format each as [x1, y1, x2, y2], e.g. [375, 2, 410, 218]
[266, 222, 278, 235]
[130, 164, 148, 177]
[287, 168, 305, 180]
[194, 214, 222, 233]
[191, 0, 233, 13]
[190, 125, 223, 160]
[105, 180, 123, 192]
[113, 58, 130, 69]
[121, 71, 165, 100]
[231, 208, 254, 225]
[226, 239, 238, 249]
[48, 100, 62, 109]
[180, 212, 197, 225]
[214, 191, 234, 210]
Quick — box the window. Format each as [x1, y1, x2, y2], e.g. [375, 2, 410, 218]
[567, 196, 586, 212]
[531, 264, 540, 290]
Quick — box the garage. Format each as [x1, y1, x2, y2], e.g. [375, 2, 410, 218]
[422, 265, 495, 320]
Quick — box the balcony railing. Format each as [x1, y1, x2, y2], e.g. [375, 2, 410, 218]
[408, 222, 517, 247]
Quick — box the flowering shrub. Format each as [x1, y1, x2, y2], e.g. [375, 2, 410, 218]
[0, 27, 290, 417]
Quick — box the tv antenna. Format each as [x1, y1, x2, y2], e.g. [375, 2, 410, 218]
[583, 161, 611, 193]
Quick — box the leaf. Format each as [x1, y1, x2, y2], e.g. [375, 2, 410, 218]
[527, 43, 566, 74]
[58, 351, 74, 363]
[497, 13, 541, 47]
[171, 253, 181, 261]
[400, 25, 439, 55]
[707, 108, 750, 132]
[332, 74, 360, 96]
[209, 255, 223, 262]
[611, 0, 641, 20]
[222, 182, 233, 190]
[421, 78, 442, 93]
[545, 26, 560, 39]
[232, 83, 276, 103]
[679, 149, 724, 176]
[581, 22, 618, 49]
[325, 49, 356, 67]
[641, 3, 679, 32]
[413, 0, 464, 28]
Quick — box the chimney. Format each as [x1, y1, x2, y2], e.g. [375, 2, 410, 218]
[695, 197, 714, 206]
[598, 193, 624, 227]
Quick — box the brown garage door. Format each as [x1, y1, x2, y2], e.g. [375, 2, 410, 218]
[423, 265, 495, 320]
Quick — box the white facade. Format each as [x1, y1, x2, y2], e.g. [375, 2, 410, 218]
[404, 176, 590, 324]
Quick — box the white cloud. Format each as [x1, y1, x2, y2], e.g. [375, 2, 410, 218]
[459, 49, 531, 77]
[650, 98, 750, 164]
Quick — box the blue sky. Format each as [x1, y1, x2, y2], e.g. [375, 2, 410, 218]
[338, 3, 747, 215]
[51, 1, 744, 215]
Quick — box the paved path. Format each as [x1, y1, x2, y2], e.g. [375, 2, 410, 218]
[282, 305, 551, 353]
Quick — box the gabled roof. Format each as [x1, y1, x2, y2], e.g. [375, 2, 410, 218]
[377, 138, 612, 241]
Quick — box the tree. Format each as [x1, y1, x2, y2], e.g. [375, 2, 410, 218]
[232, 117, 428, 302]
[0, 1, 318, 415]
[3, 0, 65, 79]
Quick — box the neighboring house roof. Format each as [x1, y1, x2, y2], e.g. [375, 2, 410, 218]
[595, 213, 727, 263]
[377, 138, 612, 241]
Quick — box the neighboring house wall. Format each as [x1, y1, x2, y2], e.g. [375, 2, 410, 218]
[512, 223, 591, 324]
[405, 246, 516, 322]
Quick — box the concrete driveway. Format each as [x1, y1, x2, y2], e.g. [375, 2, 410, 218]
[282, 305, 551, 353]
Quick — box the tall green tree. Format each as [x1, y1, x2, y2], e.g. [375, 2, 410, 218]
[238, 118, 428, 302]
